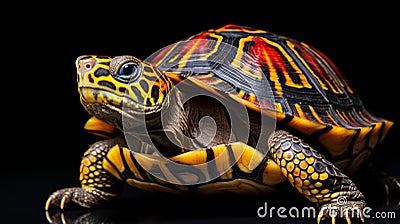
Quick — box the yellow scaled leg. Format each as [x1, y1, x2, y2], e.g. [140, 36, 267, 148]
[269, 130, 366, 224]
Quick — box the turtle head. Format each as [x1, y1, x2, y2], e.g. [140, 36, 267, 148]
[76, 55, 172, 129]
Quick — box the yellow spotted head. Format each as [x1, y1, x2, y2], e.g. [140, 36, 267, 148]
[76, 55, 172, 127]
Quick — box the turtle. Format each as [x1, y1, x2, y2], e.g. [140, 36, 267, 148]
[46, 24, 397, 223]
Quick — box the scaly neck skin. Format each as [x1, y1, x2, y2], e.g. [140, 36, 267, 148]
[145, 89, 237, 156]
[143, 83, 194, 156]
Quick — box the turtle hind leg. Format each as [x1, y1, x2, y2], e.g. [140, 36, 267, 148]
[357, 161, 400, 207]
[382, 175, 400, 206]
[46, 138, 124, 210]
[269, 130, 366, 223]
[370, 160, 400, 205]
[353, 155, 400, 207]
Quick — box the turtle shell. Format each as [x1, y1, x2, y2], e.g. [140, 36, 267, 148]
[148, 24, 392, 171]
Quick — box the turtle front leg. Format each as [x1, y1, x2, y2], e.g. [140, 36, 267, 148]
[45, 137, 126, 210]
[269, 130, 366, 223]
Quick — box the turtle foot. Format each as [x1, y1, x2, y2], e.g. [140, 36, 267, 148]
[317, 200, 365, 224]
[45, 187, 116, 210]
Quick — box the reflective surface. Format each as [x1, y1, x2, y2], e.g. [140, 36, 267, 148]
[44, 189, 400, 224]
[4, 172, 399, 224]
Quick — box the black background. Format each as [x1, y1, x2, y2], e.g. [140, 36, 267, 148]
[3, 1, 400, 223]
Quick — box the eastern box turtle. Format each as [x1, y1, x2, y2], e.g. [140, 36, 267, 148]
[46, 24, 396, 223]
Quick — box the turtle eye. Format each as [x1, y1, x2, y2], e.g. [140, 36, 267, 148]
[119, 62, 137, 76]
[115, 62, 139, 82]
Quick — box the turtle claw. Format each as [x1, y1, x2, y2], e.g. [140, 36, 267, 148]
[60, 196, 68, 209]
[45, 187, 111, 210]
[45, 195, 55, 211]
[46, 188, 84, 210]
[317, 200, 365, 224]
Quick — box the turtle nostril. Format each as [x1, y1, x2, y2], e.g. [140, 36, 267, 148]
[77, 56, 97, 74]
